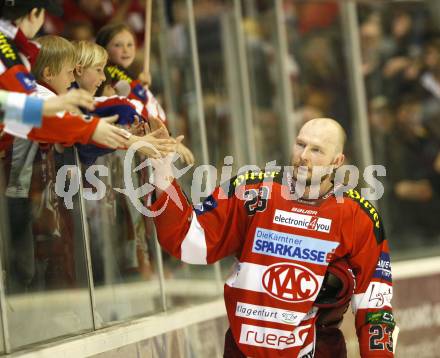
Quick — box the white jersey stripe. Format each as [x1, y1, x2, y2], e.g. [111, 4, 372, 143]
[181, 212, 207, 264]
[235, 302, 318, 326]
[225, 262, 324, 302]
[298, 342, 315, 358]
[351, 281, 393, 312]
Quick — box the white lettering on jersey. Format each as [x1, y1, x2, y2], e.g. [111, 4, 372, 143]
[239, 324, 311, 350]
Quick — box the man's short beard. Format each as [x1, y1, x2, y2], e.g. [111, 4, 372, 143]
[293, 170, 333, 187]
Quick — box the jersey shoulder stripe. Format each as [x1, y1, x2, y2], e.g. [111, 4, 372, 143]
[345, 189, 385, 244]
[220, 169, 283, 198]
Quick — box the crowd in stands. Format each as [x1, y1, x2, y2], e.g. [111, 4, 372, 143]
[358, 3, 440, 249]
[292, 1, 440, 250]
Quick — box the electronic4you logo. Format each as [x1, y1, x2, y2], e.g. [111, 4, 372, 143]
[273, 209, 332, 233]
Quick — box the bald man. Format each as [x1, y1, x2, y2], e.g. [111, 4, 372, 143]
[150, 118, 394, 358]
[292, 118, 346, 195]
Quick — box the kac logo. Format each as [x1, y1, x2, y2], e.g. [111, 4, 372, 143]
[262, 263, 319, 302]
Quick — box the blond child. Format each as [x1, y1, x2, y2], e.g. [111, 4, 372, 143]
[72, 40, 108, 97]
[72, 40, 178, 160]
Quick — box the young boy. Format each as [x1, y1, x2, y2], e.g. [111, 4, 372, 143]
[32, 35, 87, 99]
[0, 0, 130, 149]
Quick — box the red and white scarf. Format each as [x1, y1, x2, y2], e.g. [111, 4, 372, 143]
[0, 19, 40, 66]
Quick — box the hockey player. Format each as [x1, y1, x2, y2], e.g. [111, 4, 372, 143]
[150, 118, 395, 357]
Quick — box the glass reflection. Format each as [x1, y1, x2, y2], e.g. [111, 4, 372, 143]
[1, 146, 93, 349]
[83, 151, 162, 325]
[150, 0, 222, 308]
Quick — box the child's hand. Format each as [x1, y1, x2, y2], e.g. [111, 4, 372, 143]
[101, 114, 119, 124]
[128, 115, 146, 136]
[44, 89, 95, 115]
[91, 118, 131, 149]
[147, 114, 167, 134]
[116, 116, 146, 136]
[147, 115, 194, 164]
[138, 71, 151, 87]
[128, 130, 182, 158]
[149, 136, 185, 195]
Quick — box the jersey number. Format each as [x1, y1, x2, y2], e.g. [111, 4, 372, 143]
[369, 325, 393, 352]
[244, 186, 269, 215]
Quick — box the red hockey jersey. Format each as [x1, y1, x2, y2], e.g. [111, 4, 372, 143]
[151, 170, 394, 357]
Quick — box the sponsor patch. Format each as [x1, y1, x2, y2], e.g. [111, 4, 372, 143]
[15, 72, 36, 91]
[373, 252, 392, 282]
[194, 194, 217, 215]
[252, 228, 339, 265]
[262, 263, 319, 302]
[233, 170, 280, 187]
[225, 262, 324, 302]
[239, 323, 311, 350]
[273, 209, 332, 233]
[352, 282, 392, 310]
[236, 302, 311, 326]
[366, 310, 395, 328]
